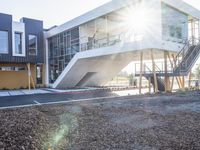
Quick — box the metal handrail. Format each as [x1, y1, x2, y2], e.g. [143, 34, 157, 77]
[181, 41, 200, 72]
[174, 38, 200, 73]
[175, 38, 200, 62]
[135, 61, 174, 75]
[173, 38, 199, 72]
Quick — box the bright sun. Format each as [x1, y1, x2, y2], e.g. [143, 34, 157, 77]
[121, 2, 155, 36]
[124, 8, 149, 32]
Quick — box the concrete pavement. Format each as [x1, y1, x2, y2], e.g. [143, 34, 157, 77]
[0, 88, 104, 97]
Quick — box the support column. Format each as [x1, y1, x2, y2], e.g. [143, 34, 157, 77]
[148, 77, 151, 93]
[31, 66, 36, 90]
[188, 70, 192, 89]
[170, 77, 174, 92]
[167, 53, 174, 92]
[191, 19, 195, 44]
[198, 19, 200, 40]
[171, 54, 182, 89]
[27, 63, 31, 90]
[139, 51, 144, 94]
[27, 63, 36, 90]
[151, 49, 158, 93]
[164, 51, 170, 92]
[182, 76, 185, 89]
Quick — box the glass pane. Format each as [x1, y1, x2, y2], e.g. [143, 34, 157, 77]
[48, 27, 80, 83]
[15, 33, 22, 54]
[0, 31, 8, 53]
[29, 35, 37, 55]
[162, 3, 188, 42]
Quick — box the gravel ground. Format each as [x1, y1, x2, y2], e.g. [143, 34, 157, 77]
[0, 91, 200, 150]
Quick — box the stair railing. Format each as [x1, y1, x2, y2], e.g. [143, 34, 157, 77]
[175, 38, 192, 68]
[174, 38, 200, 73]
[181, 39, 200, 72]
[155, 64, 162, 73]
[144, 64, 151, 74]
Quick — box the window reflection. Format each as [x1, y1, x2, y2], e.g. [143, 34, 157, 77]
[0, 31, 8, 54]
[15, 32, 22, 54]
[48, 27, 79, 83]
[29, 35, 37, 55]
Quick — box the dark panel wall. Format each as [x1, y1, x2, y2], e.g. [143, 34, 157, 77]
[0, 13, 44, 64]
[0, 13, 13, 62]
[22, 18, 44, 63]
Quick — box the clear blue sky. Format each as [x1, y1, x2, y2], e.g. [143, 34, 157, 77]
[0, 0, 199, 28]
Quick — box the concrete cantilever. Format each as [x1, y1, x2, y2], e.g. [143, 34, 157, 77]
[52, 39, 184, 88]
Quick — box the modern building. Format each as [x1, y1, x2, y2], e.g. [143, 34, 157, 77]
[1, 0, 200, 91]
[44, 0, 200, 91]
[0, 13, 44, 89]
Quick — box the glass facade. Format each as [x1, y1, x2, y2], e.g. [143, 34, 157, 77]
[79, 4, 147, 52]
[28, 35, 37, 55]
[15, 32, 22, 54]
[79, 15, 123, 51]
[0, 31, 8, 54]
[48, 27, 79, 83]
[162, 3, 188, 43]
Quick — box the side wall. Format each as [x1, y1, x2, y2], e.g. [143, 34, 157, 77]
[22, 18, 44, 63]
[0, 13, 13, 61]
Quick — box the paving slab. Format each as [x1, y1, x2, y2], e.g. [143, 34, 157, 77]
[22, 89, 52, 95]
[0, 92, 10, 97]
[8, 91, 24, 96]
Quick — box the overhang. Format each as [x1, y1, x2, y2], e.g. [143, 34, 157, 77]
[45, 0, 200, 39]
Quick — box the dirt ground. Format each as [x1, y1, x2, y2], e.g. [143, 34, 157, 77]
[0, 91, 200, 150]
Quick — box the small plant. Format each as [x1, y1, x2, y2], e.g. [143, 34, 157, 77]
[19, 86, 25, 89]
[1, 87, 9, 90]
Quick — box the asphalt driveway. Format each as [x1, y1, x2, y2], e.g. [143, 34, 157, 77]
[0, 90, 117, 108]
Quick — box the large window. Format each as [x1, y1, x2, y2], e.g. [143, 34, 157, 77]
[162, 3, 188, 42]
[48, 27, 80, 83]
[15, 32, 22, 54]
[28, 35, 37, 55]
[0, 31, 8, 54]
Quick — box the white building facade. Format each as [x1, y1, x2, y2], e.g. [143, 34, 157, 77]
[44, 0, 200, 88]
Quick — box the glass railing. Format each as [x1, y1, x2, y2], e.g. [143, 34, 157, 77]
[80, 34, 123, 51]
